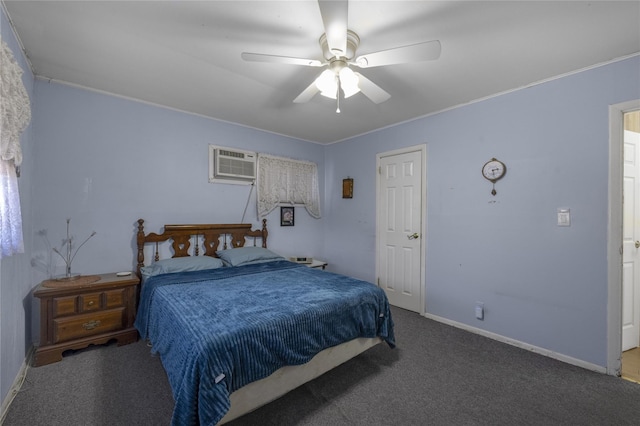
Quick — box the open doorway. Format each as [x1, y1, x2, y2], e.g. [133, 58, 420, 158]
[622, 110, 640, 383]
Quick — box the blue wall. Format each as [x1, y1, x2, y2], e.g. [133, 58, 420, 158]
[324, 56, 640, 367]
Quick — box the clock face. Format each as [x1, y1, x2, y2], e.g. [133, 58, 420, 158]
[482, 159, 506, 182]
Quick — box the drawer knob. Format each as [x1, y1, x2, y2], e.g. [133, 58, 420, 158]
[88, 301, 95, 306]
[82, 320, 101, 330]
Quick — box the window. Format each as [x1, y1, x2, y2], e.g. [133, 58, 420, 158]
[0, 39, 31, 257]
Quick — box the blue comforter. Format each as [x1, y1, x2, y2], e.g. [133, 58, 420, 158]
[134, 260, 395, 425]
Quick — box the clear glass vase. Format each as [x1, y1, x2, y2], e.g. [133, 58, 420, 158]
[55, 265, 81, 282]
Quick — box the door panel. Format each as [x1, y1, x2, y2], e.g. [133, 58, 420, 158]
[623, 130, 640, 351]
[377, 149, 423, 312]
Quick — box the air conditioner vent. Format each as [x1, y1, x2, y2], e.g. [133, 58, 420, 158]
[209, 145, 257, 184]
[218, 149, 246, 159]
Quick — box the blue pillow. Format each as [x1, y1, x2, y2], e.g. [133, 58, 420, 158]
[140, 256, 224, 279]
[216, 247, 284, 267]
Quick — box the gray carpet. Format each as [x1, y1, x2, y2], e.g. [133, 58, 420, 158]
[4, 307, 640, 425]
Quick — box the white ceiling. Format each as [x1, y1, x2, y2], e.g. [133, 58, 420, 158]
[3, 1, 640, 144]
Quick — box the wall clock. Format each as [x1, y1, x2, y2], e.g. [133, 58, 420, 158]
[482, 158, 506, 195]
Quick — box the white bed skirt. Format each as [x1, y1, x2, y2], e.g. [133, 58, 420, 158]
[220, 336, 383, 424]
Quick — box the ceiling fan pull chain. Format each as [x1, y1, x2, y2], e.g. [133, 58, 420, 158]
[336, 77, 341, 113]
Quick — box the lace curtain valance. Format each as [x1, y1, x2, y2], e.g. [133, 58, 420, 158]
[0, 38, 31, 257]
[1, 39, 31, 166]
[257, 154, 321, 219]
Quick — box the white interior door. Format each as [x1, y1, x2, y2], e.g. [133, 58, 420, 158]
[377, 147, 424, 313]
[623, 129, 640, 351]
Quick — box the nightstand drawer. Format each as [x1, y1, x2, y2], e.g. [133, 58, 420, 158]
[53, 308, 124, 343]
[53, 296, 77, 317]
[79, 293, 101, 312]
[105, 288, 125, 308]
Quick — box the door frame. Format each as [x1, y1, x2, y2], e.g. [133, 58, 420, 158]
[607, 99, 640, 375]
[375, 144, 427, 315]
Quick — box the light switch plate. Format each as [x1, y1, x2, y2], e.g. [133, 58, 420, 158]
[557, 208, 571, 227]
[475, 302, 484, 320]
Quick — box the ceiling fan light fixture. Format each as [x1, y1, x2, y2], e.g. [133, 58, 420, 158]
[339, 67, 360, 98]
[316, 69, 338, 99]
[320, 90, 338, 100]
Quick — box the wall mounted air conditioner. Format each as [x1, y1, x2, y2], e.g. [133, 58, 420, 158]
[209, 145, 256, 184]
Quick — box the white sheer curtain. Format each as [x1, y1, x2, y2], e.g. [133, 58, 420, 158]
[257, 154, 321, 219]
[0, 38, 31, 257]
[0, 161, 23, 256]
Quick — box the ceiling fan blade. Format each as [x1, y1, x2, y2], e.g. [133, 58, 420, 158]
[241, 52, 323, 67]
[354, 40, 441, 68]
[293, 80, 320, 103]
[318, 0, 348, 57]
[354, 72, 390, 104]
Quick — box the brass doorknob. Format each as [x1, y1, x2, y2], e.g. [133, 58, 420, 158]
[635, 241, 640, 248]
[408, 233, 420, 240]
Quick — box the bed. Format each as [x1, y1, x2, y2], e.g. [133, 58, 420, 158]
[134, 219, 395, 425]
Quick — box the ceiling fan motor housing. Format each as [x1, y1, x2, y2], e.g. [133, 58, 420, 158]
[320, 29, 360, 60]
[328, 57, 349, 73]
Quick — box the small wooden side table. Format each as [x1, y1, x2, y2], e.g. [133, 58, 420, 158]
[33, 272, 140, 366]
[307, 260, 328, 270]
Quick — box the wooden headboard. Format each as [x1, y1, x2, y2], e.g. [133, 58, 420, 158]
[136, 218, 268, 277]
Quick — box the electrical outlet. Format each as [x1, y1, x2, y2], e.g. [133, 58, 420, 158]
[475, 302, 484, 320]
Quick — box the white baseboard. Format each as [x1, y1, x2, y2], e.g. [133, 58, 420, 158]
[0, 346, 34, 424]
[423, 313, 607, 374]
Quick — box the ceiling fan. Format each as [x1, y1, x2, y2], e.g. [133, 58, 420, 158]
[241, 0, 441, 112]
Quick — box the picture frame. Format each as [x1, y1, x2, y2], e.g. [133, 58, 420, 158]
[342, 178, 354, 198]
[280, 206, 295, 226]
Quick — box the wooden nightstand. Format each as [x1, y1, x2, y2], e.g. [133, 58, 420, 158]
[33, 272, 140, 366]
